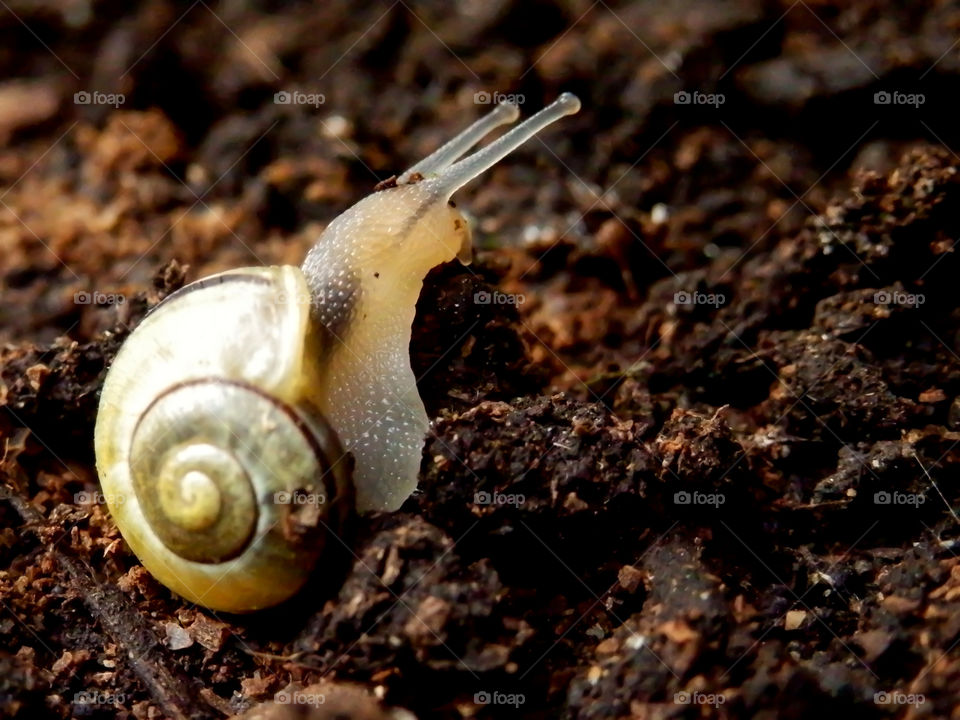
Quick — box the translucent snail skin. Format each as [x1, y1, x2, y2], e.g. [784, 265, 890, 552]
[94, 93, 581, 611]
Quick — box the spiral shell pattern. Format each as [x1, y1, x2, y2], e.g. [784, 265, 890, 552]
[95, 267, 352, 611]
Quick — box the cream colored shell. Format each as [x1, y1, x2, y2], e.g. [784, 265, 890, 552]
[95, 266, 351, 612]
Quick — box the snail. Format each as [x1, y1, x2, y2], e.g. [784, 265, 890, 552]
[94, 93, 581, 612]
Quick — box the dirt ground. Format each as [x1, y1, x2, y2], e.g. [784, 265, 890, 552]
[2, 0, 960, 718]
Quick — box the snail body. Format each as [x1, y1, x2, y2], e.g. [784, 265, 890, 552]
[95, 93, 581, 611]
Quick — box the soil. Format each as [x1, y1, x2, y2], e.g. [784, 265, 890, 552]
[2, 1, 960, 718]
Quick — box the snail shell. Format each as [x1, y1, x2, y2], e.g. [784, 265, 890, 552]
[95, 267, 352, 612]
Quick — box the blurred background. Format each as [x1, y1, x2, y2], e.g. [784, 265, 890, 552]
[1, 0, 956, 347]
